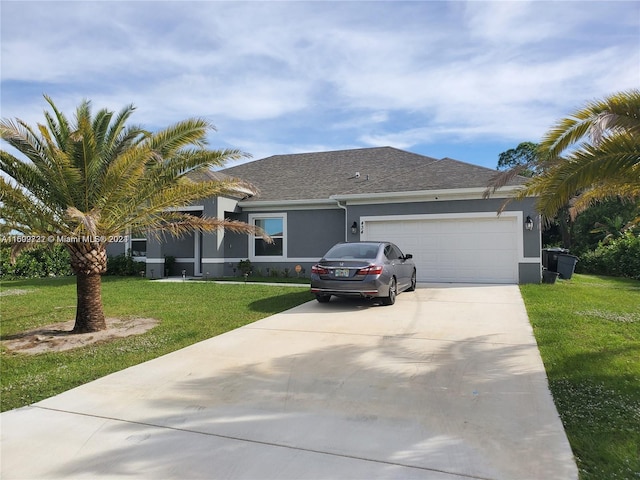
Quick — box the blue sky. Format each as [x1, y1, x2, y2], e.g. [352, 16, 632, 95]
[1, 1, 638, 170]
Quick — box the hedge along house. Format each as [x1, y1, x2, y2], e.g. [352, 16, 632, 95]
[108, 147, 542, 283]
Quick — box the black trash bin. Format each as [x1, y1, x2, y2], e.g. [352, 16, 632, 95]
[557, 254, 579, 279]
[542, 268, 560, 284]
[542, 248, 569, 272]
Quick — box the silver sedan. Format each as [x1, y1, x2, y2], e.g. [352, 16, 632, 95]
[310, 241, 416, 305]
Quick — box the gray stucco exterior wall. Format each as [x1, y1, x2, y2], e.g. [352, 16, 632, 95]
[224, 196, 540, 283]
[106, 242, 126, 258]
[519, 263, 542, 284]
[287, 209, 345, 257]
[145, 234, 164, 278]
[220, 208, 345, 277]
[139, 193, 541, 284]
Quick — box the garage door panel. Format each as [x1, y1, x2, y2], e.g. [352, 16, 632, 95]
[364, 217, 518, 284]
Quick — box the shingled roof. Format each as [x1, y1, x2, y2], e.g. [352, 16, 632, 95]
[220, 146, 526, 202]
[185, 168, 234, 184]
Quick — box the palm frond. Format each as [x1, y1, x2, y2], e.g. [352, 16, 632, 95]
[102, 105, 147, 173]
[66, 206, 100, 237]
[43, 94, 71, 150]
[93, 145, 152, 213]
[520, 90, 640, 218]
[527, 134, 639, 216]
[570, 179, 640, 219]
[483, 165, 529, 199]
[0, 145, 74, 213]
[0, 177, 68, 235]
[145, 118, 212, 157]
[142, 212, 270, 243]
[102, 175, 256, 235]
[541, 89, 640, 158]
[1, 118, 51, 167]
[147, 148, 250, 185]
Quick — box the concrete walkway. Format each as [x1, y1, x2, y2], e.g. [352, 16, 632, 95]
[1, 284, 578, 479]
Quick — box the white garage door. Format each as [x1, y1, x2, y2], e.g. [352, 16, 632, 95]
[363, 216, 519, 283]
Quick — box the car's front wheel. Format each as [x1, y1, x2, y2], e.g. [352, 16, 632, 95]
[381, 277, 397, 305]
[316, 294, 331, 303]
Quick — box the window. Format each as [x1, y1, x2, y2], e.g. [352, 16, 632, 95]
[384, 244, 403, 260]
[131, 240, 147, 257]
[326, 242, 379, 259]
[130, 230, 147, 257]
[250, 214, 286, 258]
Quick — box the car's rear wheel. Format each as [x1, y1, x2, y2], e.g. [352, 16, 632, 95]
[381, 277, 396, 305]
[316, 294, 331, 303]
[407, 270, 417, 292]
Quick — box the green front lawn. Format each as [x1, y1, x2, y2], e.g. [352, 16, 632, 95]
[521, 274, 640, 480]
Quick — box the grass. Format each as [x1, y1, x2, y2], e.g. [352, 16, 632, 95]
[0, 276, 314, 411]
[520, 274, 640, 480]
[1, 274, 638, 478]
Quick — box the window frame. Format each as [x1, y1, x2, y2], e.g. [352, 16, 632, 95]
[248, 213, 287, 261]
[128, 229, 147, 259]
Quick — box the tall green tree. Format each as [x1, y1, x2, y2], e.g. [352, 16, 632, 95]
[485, 141, 551, 195]
[1, 96, 264, 333]
[516, 89, 640, 220]
[496, 141, 541, 177]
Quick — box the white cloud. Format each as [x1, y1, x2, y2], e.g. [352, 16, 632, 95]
[1, 0, 638, 168]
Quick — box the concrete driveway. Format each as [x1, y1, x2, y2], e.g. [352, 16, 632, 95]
[1, 284, 578, 479]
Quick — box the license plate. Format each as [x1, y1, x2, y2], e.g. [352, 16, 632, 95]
[334, 268, 350, 277]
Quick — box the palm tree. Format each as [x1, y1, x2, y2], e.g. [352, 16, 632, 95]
[515, 89, 640, 220]
[590, 214, 628, 244]
[1, 96, 264, 333]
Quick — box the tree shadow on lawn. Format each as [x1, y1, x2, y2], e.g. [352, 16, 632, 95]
[246, 290, 316, 313]
[546, 344, 640, 426]
[0, 276, 77, 288]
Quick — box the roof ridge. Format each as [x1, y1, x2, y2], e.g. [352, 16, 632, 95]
[357, 153, 440, 190]
[438, 156, 497, 173]
[260, 146, 402, 159]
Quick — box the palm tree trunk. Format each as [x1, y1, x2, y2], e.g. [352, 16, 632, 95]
[558, 207, 573, 249]
[73, 273, 106, 333]
[68, 243, 108, 333]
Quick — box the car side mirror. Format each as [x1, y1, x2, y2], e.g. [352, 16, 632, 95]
[404, 254, 413, 259]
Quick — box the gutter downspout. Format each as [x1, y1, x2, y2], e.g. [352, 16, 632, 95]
[332, 198, 349, 242]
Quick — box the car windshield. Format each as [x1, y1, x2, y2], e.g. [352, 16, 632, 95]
[325, 243, 380, 260]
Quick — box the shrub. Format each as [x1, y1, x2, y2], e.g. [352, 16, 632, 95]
[106, 254, 146, 276]
[577, 232, 640, 280]
[237, 259, 252, 276]
[0, 244, 72, 279]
